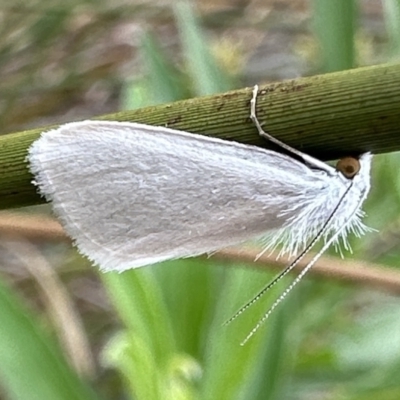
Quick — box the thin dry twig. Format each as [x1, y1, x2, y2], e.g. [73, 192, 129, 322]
[213, 247, 400, 296]
[0, 211, 399, 295]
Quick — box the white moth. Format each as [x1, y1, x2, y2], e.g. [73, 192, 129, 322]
[28, 86, 372, 344]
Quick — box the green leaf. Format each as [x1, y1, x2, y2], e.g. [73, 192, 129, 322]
[312, 0, 357, 71]
[174, 2, 232, 95]
[0, 278, 99, 400]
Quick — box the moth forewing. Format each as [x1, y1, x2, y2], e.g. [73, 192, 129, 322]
[29, 120, 357, 272]
[28, 85, 372, 343]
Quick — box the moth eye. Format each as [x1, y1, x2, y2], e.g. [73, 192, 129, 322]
[336, 157, 360, 179]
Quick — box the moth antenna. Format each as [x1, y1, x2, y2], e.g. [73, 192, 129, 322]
[223, 241, 316, 327]
[223, 182, 354, 328]
[239, 233, 341, 346]
[240, 183, 372, 346]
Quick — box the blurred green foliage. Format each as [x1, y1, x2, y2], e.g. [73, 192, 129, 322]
[0, 1, 400, 399]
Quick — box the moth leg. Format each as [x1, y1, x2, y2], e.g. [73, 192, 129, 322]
[250, 85, 307, 158]
[250, 84, 272, 141]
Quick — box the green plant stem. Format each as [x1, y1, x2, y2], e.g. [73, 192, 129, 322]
[1, 63, 400, 210]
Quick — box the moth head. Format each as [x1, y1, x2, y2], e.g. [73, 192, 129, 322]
[336, 157, 361, 179]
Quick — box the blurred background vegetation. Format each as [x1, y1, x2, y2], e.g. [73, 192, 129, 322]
[0, 0, 400, 399]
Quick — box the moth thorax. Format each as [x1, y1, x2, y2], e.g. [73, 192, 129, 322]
[336, 157, 360, 179]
